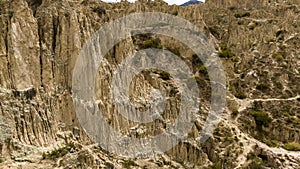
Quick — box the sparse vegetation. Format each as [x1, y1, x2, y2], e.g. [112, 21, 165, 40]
[194, 76, 203, 85]
[248, 157, 263, 169]
[192, 54, 202, 65]
[232, 108, 239, 117]
[24, 88, 37, 100]
[228, 6, 237, 11]
[218, 49, 234, 58]
[248, 41, 255, 47]
[208, 26, 220, 37]
[229, 82, 247, 99]
[187, 131, 194, 138]
[142, 38, 162, 49]
[225, 137, 234, 143]
[123, 159, 136, 168]
[1, 1, 299, 168]
[92, 6, 106, 15]
[218, 43, 234, 58]
[143, 40, 156, 48]
[234, 12, 250, 18]
[199, 65, 207, 74]
[250, 111, 272, 128]
[187, 76, 205, 89]
[272, 52, 284, 61]
[177, 158, 185, 165]
[211, 162, 222, 169]
[263, 138, 278, 147]
[283, 142, 300, 151]
[12, 88, 37, 100]
[104, 162, 114, 169]
[256, 83, 269, 91]
[167, 47, 180, 56]
[236, 91, 247, 99]
[42, 143, 76, 160]
[231, 56, 240, 62]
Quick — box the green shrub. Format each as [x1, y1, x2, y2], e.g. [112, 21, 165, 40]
[187, 76, 205, 89]
[143, 40, 155, 48]
[234, 12, 250, 18]
[123, 159, 136, 168]
[192, 54, 202, 65]
[218, 44, 234, 58]
[234, 13, 242, 18]
[208, 26, 219, 37]
[105, 162, 114, 168]
[248, 157, 263, 169]
[199, 65, 207, 74]
[177, 158, 185, 165]
[142, 38, 161, 49]
[256, 83, 269, 91]
[272, 52, 283, 61]
[225, 137, 234, 143]
[236, 92, 246, 99]
[167, 47, 180, 56]
[231, 56, 240, 62]
[241, 12, 251, 17]
[211, 163, 222, 169]
[0, 158, 3, 163]
[242, 12, 251, 17]
[283, 142, 300, 151]
[92, 6, 106, 15]
[24, 88, 37, 100]
[218, 49, 234, 58]
[187, 131, 194, 138]
[228, 6, 237, 11]
[263, 138, 278, 147]
[42, 143, 76, 160]
[232, 108, 239, 117]
[229, 82, 246, 99]
[194, 76, 202, 84]
[250, 111, 272, 127]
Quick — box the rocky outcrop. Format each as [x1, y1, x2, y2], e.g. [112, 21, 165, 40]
[0, 0, 299, 168]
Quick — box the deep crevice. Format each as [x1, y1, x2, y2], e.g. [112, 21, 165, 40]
[37, 16, 44, 87]
[52, 15, 59, 80]
[5, 6, 14, 89]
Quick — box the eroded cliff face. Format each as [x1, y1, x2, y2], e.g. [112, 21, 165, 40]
[0, 0, 299, 168]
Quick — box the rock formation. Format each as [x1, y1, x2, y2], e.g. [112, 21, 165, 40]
[0, 0, 299, 168]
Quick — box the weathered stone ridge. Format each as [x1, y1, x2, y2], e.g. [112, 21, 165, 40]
[0, 0, 299, 168]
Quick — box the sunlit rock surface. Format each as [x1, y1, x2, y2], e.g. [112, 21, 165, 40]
[0, 0, 299, 168]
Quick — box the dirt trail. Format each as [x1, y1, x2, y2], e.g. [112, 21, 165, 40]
[225, 95, 300, 168]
